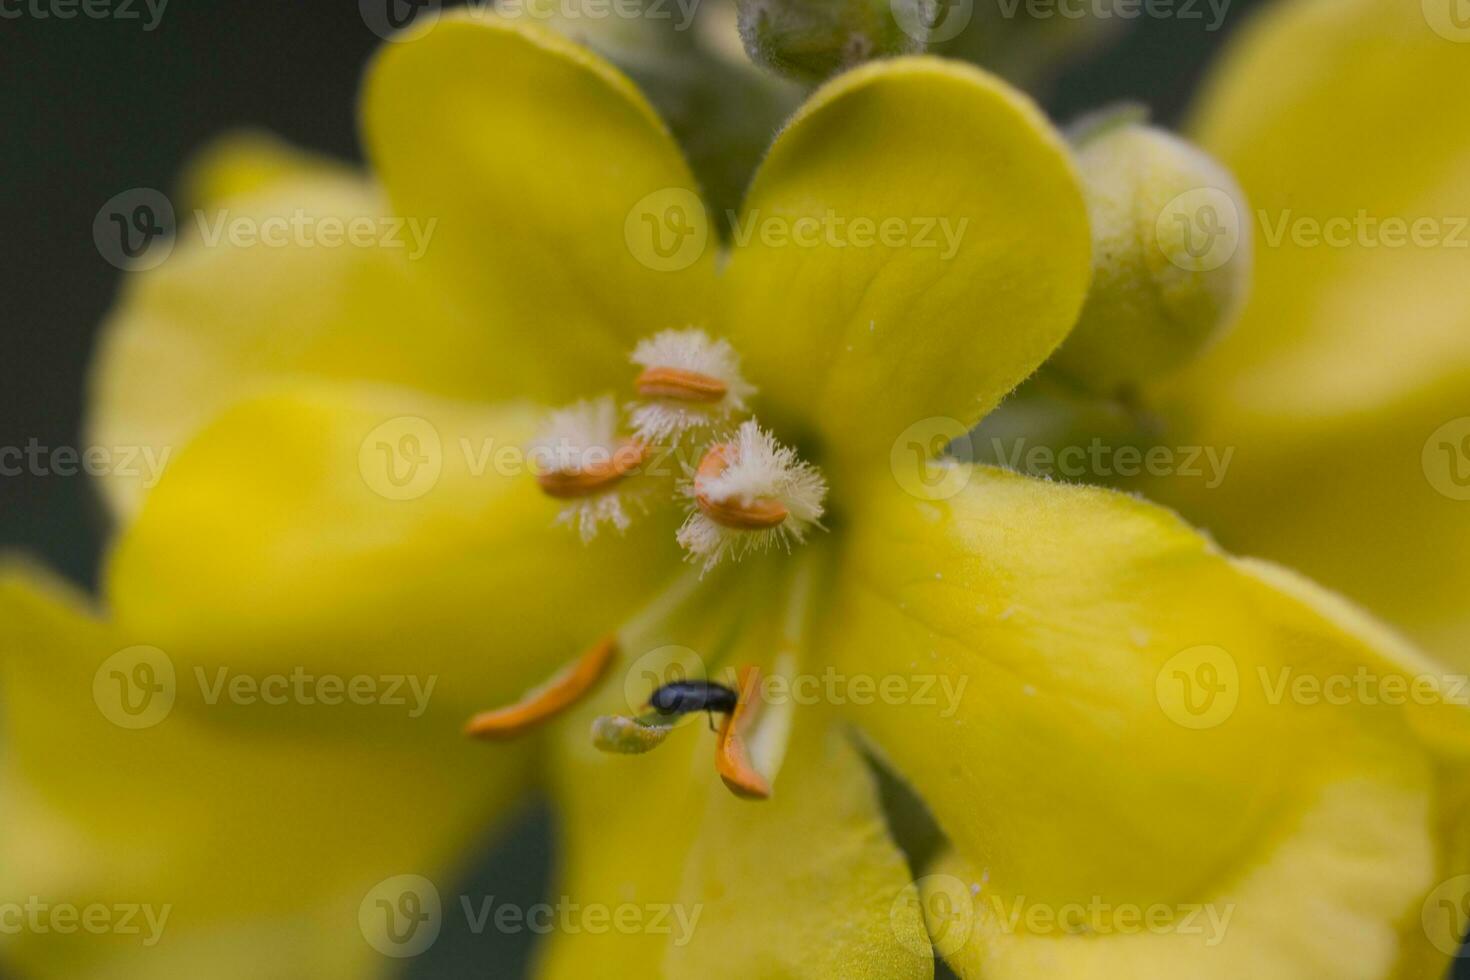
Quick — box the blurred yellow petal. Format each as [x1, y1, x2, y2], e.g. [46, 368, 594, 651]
[720, 57, 1091, 472]
[922, 762, 1437, 979]
[1150, 0, 1470, 666]
[88, 170, 495, 521]
[0, 563, 528, 979]
[362, 14, 716, 403]
[176, 129, 347, 211]
[820, 466, 1464, 974]
[105, 382, 682, 725]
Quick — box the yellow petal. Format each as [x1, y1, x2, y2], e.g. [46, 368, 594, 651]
[361, 13, 716, 402]
[176, 129, 347, 211]
[537, 583, 929, 977]
[105, 382, 682, 724]
[1149, 0, 1470, 666]
[823, 466, 1466, 974]
[720, 57, 1091, 471]
[921, 764, 1434, 979]
[0, 563, 528, 979]
[88, 168, 495, 521]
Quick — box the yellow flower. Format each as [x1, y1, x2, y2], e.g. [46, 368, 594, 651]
[1139, 0, 1470, 672]
[4, 10, 1468, 979]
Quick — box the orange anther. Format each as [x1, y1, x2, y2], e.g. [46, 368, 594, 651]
[465, 636, 618, 738]
[635, 366, 729, 404]
[715, 665, 771, 800]
[694, 444, 789, 531]
[535, 440, 647, 500]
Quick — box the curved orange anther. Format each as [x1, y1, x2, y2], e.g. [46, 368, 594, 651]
[635, 366, 728, 404]
[536, 440, 647, 500]
[694, 445, 789, 531]
[715, 665, 771, 800]
[465, 636, 618, 738]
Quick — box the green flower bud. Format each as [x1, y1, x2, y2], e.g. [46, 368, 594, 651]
[735, 0, 926, 83]
[1049, 119, 1252, 397]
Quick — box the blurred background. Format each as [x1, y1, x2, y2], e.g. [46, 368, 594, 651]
[23, 0, 1442, 977]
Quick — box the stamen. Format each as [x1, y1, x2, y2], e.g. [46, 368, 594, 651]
[628, 329, 755, 442]
[635, 366, 728, 403]
[464, 636, 617, 738]
[535, 439, 646, 499]
[694, 444, 789, 530]
[677, 420, 827, 571]
[531, 397, 653, 540]
[715, 665, 771, 800]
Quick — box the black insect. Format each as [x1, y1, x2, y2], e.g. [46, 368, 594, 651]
[647, 680, 739, 719]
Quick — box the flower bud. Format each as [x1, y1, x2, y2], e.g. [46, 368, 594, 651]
[1048, 120, 1252, 396]
[736, 0, 925, 83]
